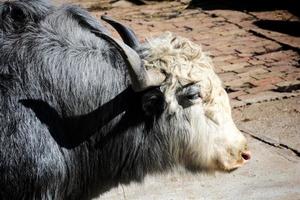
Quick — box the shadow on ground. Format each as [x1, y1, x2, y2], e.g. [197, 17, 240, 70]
[254, 20, 300, 37]
[188, 0, 300, 36]
[188, 0, 299, 14]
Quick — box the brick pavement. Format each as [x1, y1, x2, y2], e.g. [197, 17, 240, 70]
[56, 0, 300, 108]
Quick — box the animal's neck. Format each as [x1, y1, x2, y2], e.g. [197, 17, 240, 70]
[62, 103, 174, 198]
[78, 125, 173, 198]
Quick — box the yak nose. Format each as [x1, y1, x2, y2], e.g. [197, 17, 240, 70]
[241, 150, 251, 162]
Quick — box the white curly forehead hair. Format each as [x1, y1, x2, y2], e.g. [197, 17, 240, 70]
[140, 33, 251, 172]
[140, 32, 223, 107]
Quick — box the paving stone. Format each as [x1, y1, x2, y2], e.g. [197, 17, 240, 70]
[283, 72, 300, 81]
[224, 77, 255, 88]
[251, 71, 286, 80]
[227, 57, 251, 65]
[212, 55, 237, 62]
[230, 99, 247, 108]
[236, 95, 300, 153]
[263, 51, 298, 62]
[237, 68, 269, 78]
[264, 42, 282, 52]
[247, 59, 265, 66]
[237, 91, 298, 104]
[220, 62, 250, 72]
[218, 72, 238, 82]
[228, 90, 247, 99]
[275, 80, 300, 92]
[250, 76, 284, 87]
[245, 84, 277, 94]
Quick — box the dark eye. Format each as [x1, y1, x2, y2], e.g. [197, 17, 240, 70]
[176, 84, 201, 107]
[186, 93, 200, 100]
[184, 85, 201, 101]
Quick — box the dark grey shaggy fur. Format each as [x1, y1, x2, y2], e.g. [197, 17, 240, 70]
[0, 1, 192, 199]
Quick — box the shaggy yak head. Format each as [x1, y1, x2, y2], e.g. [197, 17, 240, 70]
[101, 16, 251, 172]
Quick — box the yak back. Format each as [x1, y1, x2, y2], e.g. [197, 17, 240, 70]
[0, 3, 148, 199]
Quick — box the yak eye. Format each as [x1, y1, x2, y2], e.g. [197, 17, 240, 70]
[184, 85, 201, 100]
[186, 93, 200, 100]
[177, 84, 201, 107]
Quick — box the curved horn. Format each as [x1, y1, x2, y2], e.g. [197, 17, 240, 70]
[99, 16, 165, 91]
[101, 15, 140, 49]
[91, 31, 164, 91]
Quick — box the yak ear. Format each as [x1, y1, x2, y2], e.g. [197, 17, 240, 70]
[8, 3, 28, 23]
[0, 0, 52, 32]
[0, 3, 12, 20]
[141, 89, 165, 117]
[0, 2, 26, 31]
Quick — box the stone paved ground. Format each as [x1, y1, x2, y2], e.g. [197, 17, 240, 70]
[54, 0, 300, 199]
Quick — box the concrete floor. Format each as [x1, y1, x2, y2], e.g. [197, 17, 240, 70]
[97, 96, 300, 200]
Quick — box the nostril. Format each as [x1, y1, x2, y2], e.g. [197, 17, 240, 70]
[241, 151, 251, 161]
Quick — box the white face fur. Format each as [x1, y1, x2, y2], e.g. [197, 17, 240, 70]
[141, 32, 250, 172]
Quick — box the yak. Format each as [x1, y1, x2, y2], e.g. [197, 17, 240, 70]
[0, 0, 251, 199]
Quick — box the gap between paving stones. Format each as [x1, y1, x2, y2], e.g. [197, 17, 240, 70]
[249, 29, 300, 53]
[241, 129, 300, 157]
[232, 91, 300, 108]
